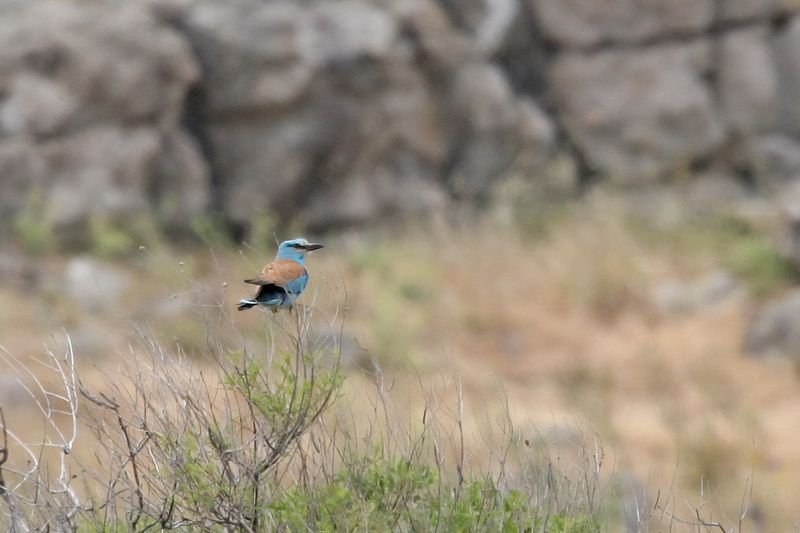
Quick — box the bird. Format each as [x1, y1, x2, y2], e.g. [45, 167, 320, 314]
[238, 237, 324, 312]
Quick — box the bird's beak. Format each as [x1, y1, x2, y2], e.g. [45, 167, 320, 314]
[302, 243, 324, 251]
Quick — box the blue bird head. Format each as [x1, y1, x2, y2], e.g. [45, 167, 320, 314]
[275, 237, 324, 263]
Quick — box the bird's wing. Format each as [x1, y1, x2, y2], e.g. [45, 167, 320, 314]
[282, 271, 309, 295]
[245, 258, 307, 288]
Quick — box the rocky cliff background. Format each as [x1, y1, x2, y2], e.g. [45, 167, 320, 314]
[4, 0, 800, 241]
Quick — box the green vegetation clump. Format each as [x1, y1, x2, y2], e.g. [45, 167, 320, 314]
[724, 231, 793, 297]
[270, 459, 600, 532]
[668, 214, 795, 297]
[13, 201, 165, 258]
[88, 214, 138, 258]
[191, 213, 234, 249]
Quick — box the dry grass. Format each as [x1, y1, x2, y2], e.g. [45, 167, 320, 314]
[1, 192, 799, 530]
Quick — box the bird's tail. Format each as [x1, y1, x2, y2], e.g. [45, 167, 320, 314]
[237, 299, 257, 311]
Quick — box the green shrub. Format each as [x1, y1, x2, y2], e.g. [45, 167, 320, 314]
[725, 233, 793, 297]
[269, 459, 602, 532]
[690, 215, 794, 296]
[635, 211, 795, 297]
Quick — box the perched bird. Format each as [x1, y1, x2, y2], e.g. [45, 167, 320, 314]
[238, 237, 324, 311]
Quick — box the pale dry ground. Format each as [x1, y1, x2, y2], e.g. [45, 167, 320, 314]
[1, 196, 799, 530]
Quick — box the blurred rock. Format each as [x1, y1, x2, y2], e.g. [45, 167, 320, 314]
[718, 0, 781, 22]
[180, 0, 545, 228]
[0, 140, 47, 220]
[391, 0, 470, 70]
[651, 270, 740, 315]
[0, 73, 78, 137]
[207, 114, 321, 223]
[779, 0, 800, 12]
[142, 0, 196, 24]
[2, 124, 210, 234]
[182, 1, 316, 113]
[150, 130, 211, 231]
[208, 61, 448, 227]
[750, 134, 800, 191]
[489, 10, 550, 99]
[64, 257, 131, 312]
[185, 0, 450, 227]
[184, 0, 400, 114]
[518, 98, 556, 155]
[0, 0, 197, 131]
[309, 1, 400, 64]
[446, 63, 553, 200]
[745, 289, 800, 358]
[0, 249, 37, 289]
[530, 0, 714, 48]
[719, 26, 778, 134]
[303, 146, 447, 229]
[438, 0, 519, 55]
[685, 173, 750, 212]
[773, 15, 800, 136]
[4, 0, 800, 234]
[44, 126, 161, 228]
[552, 42, 725, 184]
[778, 181, 800, 268]
[0, 0, 205, 233]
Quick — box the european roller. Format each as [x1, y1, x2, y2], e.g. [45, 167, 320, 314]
[238, 237, 324, 311]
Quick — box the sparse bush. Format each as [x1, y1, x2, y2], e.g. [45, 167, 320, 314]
[0, 303, 611, 531]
